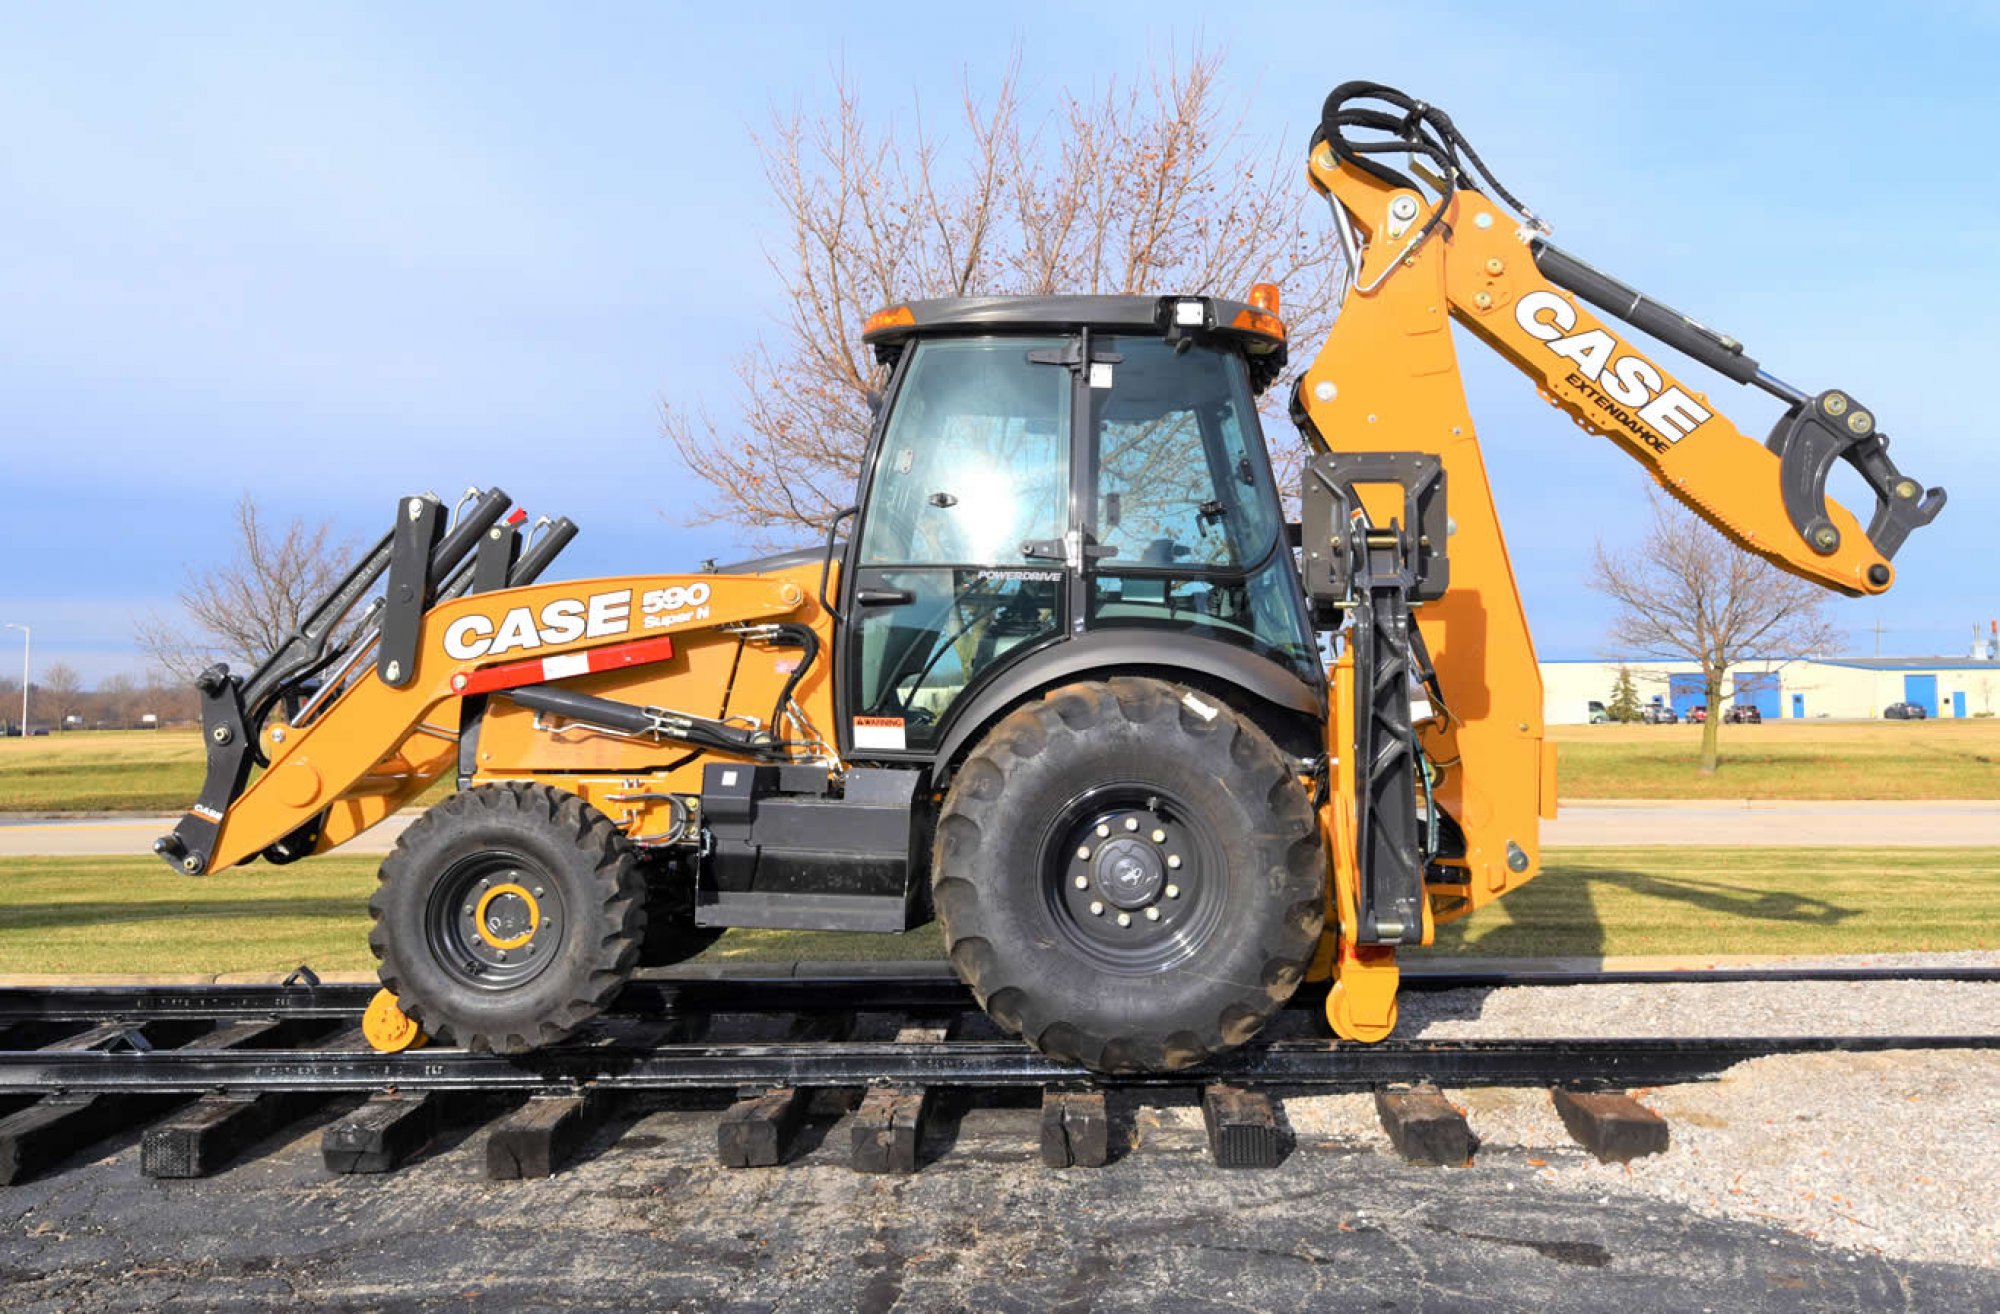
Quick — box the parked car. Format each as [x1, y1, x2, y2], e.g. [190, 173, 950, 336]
[1687, 705, 1708, 723]
[1640, 704, 1678, 724]
[1884, 701, 1929, 720]
[1725, 704, 1763, 723]
[1587, 700, 1609, 724]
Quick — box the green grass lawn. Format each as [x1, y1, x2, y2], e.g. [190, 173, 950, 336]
[1, 847, 1992, 978]
[0, 730, 205, 812]
[4, 721, 1998, 814]
[1550, 719, 2000, 799]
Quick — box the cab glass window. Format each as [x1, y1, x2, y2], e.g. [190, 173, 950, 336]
[858, 337, 1070, 567]
[1090, 337, 1278, 571]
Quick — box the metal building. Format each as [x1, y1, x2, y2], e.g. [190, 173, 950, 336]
[1540, 654, 2000, 724]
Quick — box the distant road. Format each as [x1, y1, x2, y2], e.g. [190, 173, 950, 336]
[2, 799, 1996, 858]
[1547, 799, 2000, 848]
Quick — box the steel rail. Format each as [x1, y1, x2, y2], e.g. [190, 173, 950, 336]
[2, 1033, 1995, 1096]
[1, 964, 1995, 1023]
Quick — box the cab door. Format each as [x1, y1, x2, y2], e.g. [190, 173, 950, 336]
[840, 335, 1073, 759]
[1079, 335, 1320, 685]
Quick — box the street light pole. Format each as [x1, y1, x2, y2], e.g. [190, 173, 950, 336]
[3, 624, 26, 736]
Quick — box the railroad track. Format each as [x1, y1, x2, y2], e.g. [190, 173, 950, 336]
[1, 963, 1994, 1181]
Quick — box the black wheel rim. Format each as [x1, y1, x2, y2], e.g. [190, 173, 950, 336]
[1038, 783, 1225, 975]
[422, 848, 568, 992]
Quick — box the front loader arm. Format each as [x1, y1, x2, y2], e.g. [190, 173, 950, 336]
[158, 572, 809, 875]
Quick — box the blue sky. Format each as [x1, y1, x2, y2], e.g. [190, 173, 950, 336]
[2, 2, 1995, 681]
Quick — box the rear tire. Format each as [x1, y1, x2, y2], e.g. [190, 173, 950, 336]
[368, 782, 646, 1053]
[933, 677, 1324, 1073]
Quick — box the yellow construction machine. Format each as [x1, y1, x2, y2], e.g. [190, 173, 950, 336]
[156, 83, 1943, 1068]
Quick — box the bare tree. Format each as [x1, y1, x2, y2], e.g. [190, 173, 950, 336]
[142, 668, 199, 727]
[1590, 486, 1841, 773]
[96, 672, 138, 728]
[39, 662, 83, 729]
[137, 493, 351, 683]
[666, 47, 1347, 547]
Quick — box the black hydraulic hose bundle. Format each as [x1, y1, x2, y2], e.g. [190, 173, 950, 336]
[503, 621, 824, 763]
[1316, 81, 1546, 264]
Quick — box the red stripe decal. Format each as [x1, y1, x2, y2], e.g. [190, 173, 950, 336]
[451, 634, 676, 696]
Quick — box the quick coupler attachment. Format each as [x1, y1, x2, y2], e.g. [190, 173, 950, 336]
[155, 662, 255, 875]
[1766, 390, 1945, 577]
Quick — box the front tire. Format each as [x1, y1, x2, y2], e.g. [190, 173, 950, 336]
[368, 782, 646, 1053]
[933, 678, 1325, 1073]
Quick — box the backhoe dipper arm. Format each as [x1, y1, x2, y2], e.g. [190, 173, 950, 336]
[1307, 83, 1945, 597]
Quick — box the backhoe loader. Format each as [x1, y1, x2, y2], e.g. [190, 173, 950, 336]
[156, 83, 1943, 1070]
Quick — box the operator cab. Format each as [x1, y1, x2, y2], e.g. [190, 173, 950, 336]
[841, 293, 1321, 763]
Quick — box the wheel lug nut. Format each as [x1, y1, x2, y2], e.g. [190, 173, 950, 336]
[1166, 855, 1182, 870]
[1074, 875, 1090, 890]
[1124, 818, 1139, 831]
[1089, 901, 1105, 917]
[1145, 907, 1160, 922]
[463, 905, 474, 916]
[496, 950, 508, 961]
[1076, 845, 1091, 860]
[533, 887, 545, 897]
[1116, 912, 1132, 927]
[1096, 824, 1110, 838]
[1165, 883, 1181, 899]
[1150, 828, 1166, 843]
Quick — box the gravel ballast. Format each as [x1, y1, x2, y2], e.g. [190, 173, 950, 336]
[1283, 950, 2000, 1270]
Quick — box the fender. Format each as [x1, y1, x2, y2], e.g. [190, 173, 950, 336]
[928, 630, 1326, 771]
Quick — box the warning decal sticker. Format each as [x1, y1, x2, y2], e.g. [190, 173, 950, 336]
[852, 716, 907, 751]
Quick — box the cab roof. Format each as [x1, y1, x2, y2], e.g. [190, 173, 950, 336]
[862, 294, 1288, 391]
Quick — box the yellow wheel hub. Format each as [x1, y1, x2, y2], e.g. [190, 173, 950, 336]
[362, 988, 428, 1053]
[472, 882, 542, 951]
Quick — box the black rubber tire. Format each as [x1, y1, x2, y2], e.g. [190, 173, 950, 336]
[368, 782, 646, 1053]
[934, 677, 1325, 1073]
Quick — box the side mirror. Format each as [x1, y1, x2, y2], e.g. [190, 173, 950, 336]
[864, 389, 885, 418]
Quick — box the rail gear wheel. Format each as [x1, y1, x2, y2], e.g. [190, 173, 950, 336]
[361, 987, 427, 1053]
[933, 677, 1325, 1073]
[368, 782, 646, 1054]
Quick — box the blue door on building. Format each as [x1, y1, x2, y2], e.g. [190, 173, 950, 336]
[1954, 691, 1967, 718]
[1669, 673, 1705, 718]
[1792, 694, 1805, 719]
[1904, 673, 1939, 717]
[1733, 672, 1780, 718]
